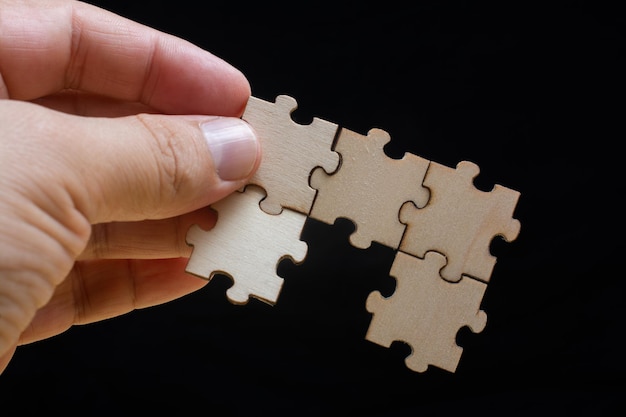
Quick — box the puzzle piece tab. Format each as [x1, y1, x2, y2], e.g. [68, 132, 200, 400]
[365, 251, 488, 373]
[242, 95, 340, 215]
[399, 160, 521, 282]
[185, 185, 308, 305]
[310, 127, 430, 249]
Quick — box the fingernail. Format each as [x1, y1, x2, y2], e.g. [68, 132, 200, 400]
[201, 117, 260, 181]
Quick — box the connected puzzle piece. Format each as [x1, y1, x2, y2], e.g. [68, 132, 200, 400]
[310, 127, 430, 250]
[365, 251, 488, 373]
[185, 185, 308, 305]
[399, 160, 521, 282]
[242, 95, 340, 215]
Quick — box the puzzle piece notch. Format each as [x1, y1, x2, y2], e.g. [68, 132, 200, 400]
[242, 95, 340, 216]
[365, 251, 488, 373]
[185, 185, 308, 305]
[399, 160, 521, 283]
[309, 127, 430, 250]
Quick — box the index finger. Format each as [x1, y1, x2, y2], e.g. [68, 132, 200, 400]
[0, 0, 250, 116]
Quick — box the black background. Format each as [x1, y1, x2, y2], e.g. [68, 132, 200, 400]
[1, 1, 624, 415]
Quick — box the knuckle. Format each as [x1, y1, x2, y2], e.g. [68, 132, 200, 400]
[135, 114, 187, 200]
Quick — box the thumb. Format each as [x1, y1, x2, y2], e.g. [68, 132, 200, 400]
[49, 106, 261, 224]
[0, 100, 260, 363]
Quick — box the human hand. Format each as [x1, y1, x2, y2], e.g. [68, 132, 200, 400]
[0, 0, 261, 373]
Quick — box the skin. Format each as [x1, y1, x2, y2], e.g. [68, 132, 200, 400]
[0, 0, 260, 373]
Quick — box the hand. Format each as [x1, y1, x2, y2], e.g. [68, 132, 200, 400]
[0, 0, 261, 373]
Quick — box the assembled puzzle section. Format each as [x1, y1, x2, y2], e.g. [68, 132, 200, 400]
[185, 95, 337, 307]
[184, 94, 522, 373]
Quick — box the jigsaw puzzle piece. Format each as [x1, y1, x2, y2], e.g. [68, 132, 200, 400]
[365, 251, 488, 373]
[185, 185, 308, 305]
[399, 160, 521, 282]
[309, 127, 430, 250]
[242, 95, 340, 215]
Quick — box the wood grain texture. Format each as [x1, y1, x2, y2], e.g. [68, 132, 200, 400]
[399, 160, 521, 282]
[185, 185, 308, 305]
[366, 251, 488, 373]
[310, 127, 430, 250]
[242, 95, 340, 215]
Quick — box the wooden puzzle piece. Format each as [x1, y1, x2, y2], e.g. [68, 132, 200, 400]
[309, 127, 430, 250]
[185, 185, 308, 305]
[241, 95, 340, 215]
[399, 160, 521, 283]
[365, 251, 488, 373]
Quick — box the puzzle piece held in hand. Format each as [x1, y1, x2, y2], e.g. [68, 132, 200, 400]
[242, 95, 340, 215]
[399, 160, 521, 282]
[185, 185, 308, 305]
[310, 127, 430, 250]
[365, 251, 488, 373]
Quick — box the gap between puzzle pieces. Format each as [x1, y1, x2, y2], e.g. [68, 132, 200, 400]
[184, 94, 522, 374]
